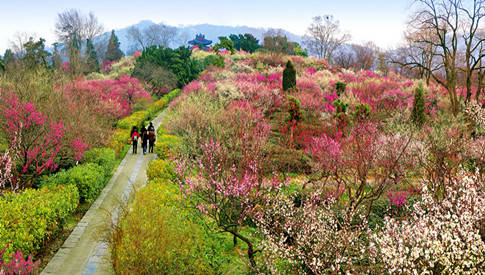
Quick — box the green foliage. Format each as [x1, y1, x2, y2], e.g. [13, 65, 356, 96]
[262, 35, 296, 55]
[229, 33, 260, 53]
[213, 36, 235, 54]
[0, 185, 79, 261]
[287, 95, 302, 122]
[21, 37, 51, 69]
[203, 55, 225, 69]
[2, 49, 15, 66]
[40, 163, 106, 203]
[334, 98, 349, 114]
[146, 159, 176, 182]
[0, 60, 4, 72]
[83, 147, 116, 176]
[335, 81, 347, 96]
[105, 30, 124, 62]
[51, 43, 62, 70]
[133, 46, 202, 88]
[293, 43, 309, 57]
[411, 84, 426, 127]
[354, 103, 371, 121]
[116, 110, 147, 130]
[154, 134, 181, 159]
[111, 180, 228, 274]
[130, 61, 177, 92]
[283, 60, 296, 91]
[84, 39, 99, 74]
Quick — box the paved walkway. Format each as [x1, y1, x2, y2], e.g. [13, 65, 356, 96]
[41, 112, 165, 275]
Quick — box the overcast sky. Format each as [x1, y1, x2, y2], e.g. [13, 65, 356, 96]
[0, 0, 412, 53]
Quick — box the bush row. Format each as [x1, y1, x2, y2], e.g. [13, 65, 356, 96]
[112, 165, 229, 274]
[0, 185, 79, 260]
[111, 89, 180, 157]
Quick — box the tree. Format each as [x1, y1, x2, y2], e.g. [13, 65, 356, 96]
[55, 9, 103, 42]
[0, 91, 66, 190]
[133, 46, 201, 87]
[262, 29, 296, 55]
[0, 60, 4, 72]
[3, 49, 15, 65]
[303, 15, 351, 61]
[213, 36, 235, 54]
[84, 39, 99, 73]
[397, 0, 485, 115]
[20, 38, 50, 69]
[127, 24, 178, 51]
[283, 60, 296, 91]
[55, 9, 104, 73]
[229, 33, 260, 53]
[105, 30, 124, 62]
[411, 84, 426, 127]
[51, 43, 62, 70]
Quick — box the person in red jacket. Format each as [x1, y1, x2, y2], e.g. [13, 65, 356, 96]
[131, 126, 141, 154]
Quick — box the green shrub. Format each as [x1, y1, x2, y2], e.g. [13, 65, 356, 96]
[83, 147, 116, 176]
[41, 163, 106, 203]
[111, 180, 226, 274]
[411, 84, 426, 127]
[335, 81, 347, 96]
[0, 185, 79, 261]
[282, 60, 296, 91]
[154, 134, 181, 159]
[116, 110, 147, 130]
[146, 159, 176, 182]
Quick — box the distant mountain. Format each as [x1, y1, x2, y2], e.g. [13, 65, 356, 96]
[99, 20, 304, 54]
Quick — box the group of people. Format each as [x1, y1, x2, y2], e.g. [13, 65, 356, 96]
[130, 122, 156, 154]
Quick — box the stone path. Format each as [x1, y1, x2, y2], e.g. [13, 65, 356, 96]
[41, 112, 165, 275]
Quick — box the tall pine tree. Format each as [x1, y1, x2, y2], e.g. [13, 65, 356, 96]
[84, 39, 99, 73]
[411, 84, 426, 128]
[51, 43, 62, 70]
[105, 30, 123, 62]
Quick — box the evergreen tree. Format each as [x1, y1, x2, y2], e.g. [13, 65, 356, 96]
[21, 38, 51, 69]
[105, 30, 123, 62]
[0, 59, 4, 71]
[84, 39, 99, 73]
[213, 36, 235, 54]
[51, 43, 62, 70]
[283, 60, 296, 91]
[411, 84, 426, 127]
[68, 32, 83, 74]
[3, 49, 16, 65]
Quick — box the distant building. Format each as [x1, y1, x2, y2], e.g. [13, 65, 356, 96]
[188, 34, 212, 50]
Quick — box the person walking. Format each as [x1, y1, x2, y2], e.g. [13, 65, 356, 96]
[148, 122, 156, 153]
[140, 125, 148, 155]
[131, 126, 140, 154]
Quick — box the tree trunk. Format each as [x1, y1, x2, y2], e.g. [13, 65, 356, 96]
[230, 230, 257, 269]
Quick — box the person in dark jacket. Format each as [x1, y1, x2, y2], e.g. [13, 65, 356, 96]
[131, 127, 140, 154]
[148, 122, 156, 153]
[140, 125, 148, 155]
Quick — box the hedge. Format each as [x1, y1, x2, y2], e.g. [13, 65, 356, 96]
[109, 89, 180, 157]
[111, 180, 227, 275]
[83, 147, 116, 176]
[0, 185, 79, 261]
[146, 159, 176, 182]
[40, 163, 106, 203]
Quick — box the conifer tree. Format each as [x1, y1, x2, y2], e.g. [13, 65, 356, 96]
[411, 84, 426, 127]
[283, 60, 296, 91]
[84, 39, 99, 73]
[51, 43, 62, 70]
[3, 49, 16, 65]
[105, 30, 123, 62]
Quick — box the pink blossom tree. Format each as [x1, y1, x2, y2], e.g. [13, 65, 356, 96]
[176, 139, 285, 269]
[0, 91, 66, 189]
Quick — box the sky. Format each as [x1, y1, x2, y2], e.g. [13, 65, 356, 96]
[0, 0, 413, 53]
